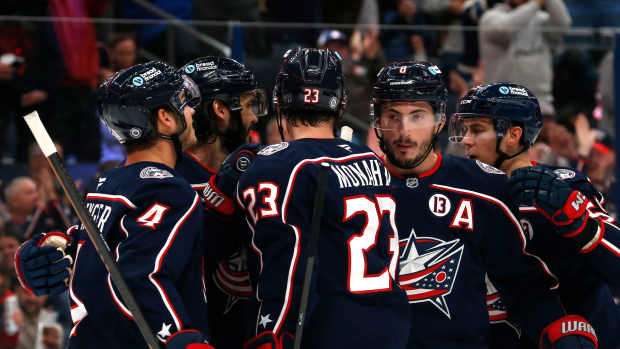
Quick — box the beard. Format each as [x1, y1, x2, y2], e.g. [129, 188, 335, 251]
[382, 135, 433, 170]
[219, 110, 249, 152]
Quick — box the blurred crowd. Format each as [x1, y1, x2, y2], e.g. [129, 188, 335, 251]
[1, 0, 619, 347]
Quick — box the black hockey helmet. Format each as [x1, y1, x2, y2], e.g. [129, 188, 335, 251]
[371, 61, 447, 128]
[180, 56, 267, 145]
[449, 82, 542, 147]
[273, 47, 347, 116]
[371, 61, 447, 169]
[97, 61, 201, 145]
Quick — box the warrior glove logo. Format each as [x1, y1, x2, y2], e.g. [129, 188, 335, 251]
[399, 228, 464, 319]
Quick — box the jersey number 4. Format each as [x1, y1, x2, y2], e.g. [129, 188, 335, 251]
[344, 195, 399, 294]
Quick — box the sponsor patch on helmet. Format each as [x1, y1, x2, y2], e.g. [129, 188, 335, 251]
[129, 127, 142, 139]
[499, 86, 509, 95]
[184, 65, 196, 74]
[196, 61, 217, 71]
[132, 76, 144, 86]
[140, 67, 162, 82]
[428, 65, 441, 75]
[553, 168, 576, 180]
[258, 142, 289, 156]
[140, 166, 173, 179]
[475, 160, 505, 175]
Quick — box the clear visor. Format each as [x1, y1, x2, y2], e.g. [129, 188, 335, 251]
[170, 75, 201, 113]
[448, 114, 497, 143]
[373, 102, 443, 131]
[226, 88, 269, 117]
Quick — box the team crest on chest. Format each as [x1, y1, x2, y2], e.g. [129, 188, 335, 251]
[140, 166, 173, 179]
[258, 142, 289, 156]
[475, 160, 504, 175]
[398, 228, 464, 319]
[553, 168, 576, 180]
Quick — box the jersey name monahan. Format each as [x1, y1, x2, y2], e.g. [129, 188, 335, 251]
[330, 159, 391, 189]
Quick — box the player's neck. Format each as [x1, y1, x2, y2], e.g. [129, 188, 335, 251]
[186, 138, 228, 172]
[286, 122, 335, 140]
[499, 152, 532, 177]
[125, 138, 177, 169]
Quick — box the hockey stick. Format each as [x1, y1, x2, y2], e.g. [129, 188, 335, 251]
[293, 161, 330, 349]
[23, 111, 160, 349]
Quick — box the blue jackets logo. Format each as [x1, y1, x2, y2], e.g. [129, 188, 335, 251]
[399, 228, 464, 318]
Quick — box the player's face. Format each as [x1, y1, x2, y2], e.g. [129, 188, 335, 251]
[179, 105, 197, 150]
[378, 101, 440, 169]
[239, 92, 260, 134]
[459, 117, 499, 164]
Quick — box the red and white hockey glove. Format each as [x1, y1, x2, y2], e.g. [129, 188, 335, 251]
[243, 331, 294, 349]
[540, 315, 598, 349]
[202, 143, 263, 216]
[509, 167, 603, 251]
[165, 330, 214, 349]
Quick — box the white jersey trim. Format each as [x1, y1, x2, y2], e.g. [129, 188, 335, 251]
[148, 192, 200, 332]
[273, 152, 380, 334]
[430, 184, 559, 289]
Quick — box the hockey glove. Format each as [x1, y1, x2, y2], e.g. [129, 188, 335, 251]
[243, 331, 294, 349]
[165, 330, 214, 349]
[508, 167, 602, 251]
[202, 143, 263, 216]
[540, 315, 598, 349]
[14, 232, 72, 296]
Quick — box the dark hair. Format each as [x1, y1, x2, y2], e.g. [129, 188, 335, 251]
[107, 32, 136, 50]
[283, 110, 338, 128]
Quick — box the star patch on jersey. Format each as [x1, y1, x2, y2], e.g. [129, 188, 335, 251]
[553, 168, 576, 180]
[399, 228, 464, 319]
[140, 166, 173, 179]
[258, 142, 289, 156]
[475, 160, 504, 175]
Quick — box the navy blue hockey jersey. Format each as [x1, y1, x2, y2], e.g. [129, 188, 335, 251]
[393, 153, 565, 349]
[237, 139, 410, 348]
[494, 164, 620, 349]
[65, 162, 208, 348]
[176, 151, 256, 348]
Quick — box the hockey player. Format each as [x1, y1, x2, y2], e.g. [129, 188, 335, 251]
[449, 82, 620, 348]
[14, 62, 214, 349]
[371, 61, 597, 349]
[234, 48, 410, 349]
[176, 56, 267, 349]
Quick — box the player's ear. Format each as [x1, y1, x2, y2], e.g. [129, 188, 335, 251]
[507, 125, 523, 147]
[156, 108, 177, 135]
[212, 100, 228, 121]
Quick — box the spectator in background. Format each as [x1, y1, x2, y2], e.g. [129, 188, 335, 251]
[318, 29, 385, 145]
[381, 0, 431, 62]
[0, 232, 21, 274]
[0, 2, 63, 164]
[98, 33, 139, 83]
[119, 0, 197, 65]
[46, 0, 111, 163]
[0, 267, 21, 349]
[14, 286, 57, 349]
[97, 34, 138, 168]
[3, 176, 69, 241]
[479, 0, 571, 110]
